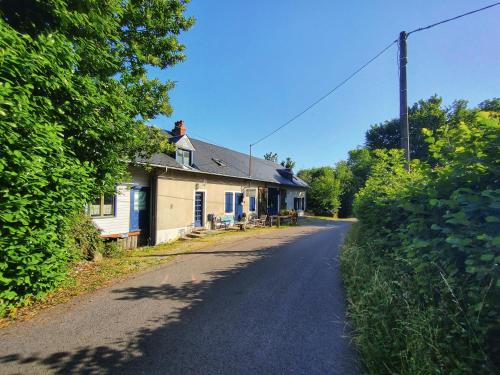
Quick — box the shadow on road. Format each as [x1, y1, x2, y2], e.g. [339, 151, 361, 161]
[0, 222, 358, 375]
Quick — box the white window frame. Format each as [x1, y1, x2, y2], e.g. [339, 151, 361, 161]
[193, 189, 207, 228]
[224, 190, 241, 214]
[87, 193, 116, 218]
[176, 148, 191, 167]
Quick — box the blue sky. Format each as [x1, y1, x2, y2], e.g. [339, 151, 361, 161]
[150, 0, 500, 171]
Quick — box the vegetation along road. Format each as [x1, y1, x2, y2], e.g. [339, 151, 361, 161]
[0, 219, 360, 374]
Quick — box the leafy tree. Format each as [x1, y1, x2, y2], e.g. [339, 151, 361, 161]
[298, 167, 342, 217]
[478, 98, 500, 112]
[0, 0, 193, 310]
[0, 0, 192, 192]
[335, 161, 353, 218]
[264, 152, 279, 163]
[366, 96, 447, 162]
[280, 157, 296, 170]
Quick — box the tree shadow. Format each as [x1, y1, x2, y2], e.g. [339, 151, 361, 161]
[0, 223, 359, 375]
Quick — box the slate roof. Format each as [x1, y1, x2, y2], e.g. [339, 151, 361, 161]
[137, 133, 308, 188]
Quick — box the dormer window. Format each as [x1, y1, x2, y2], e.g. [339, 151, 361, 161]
[176, 148, 191, 166]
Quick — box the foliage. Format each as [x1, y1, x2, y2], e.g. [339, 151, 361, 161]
[344, 111, 500, 373]
[263, 152, 279, 163]
[335, 161, 353, 218]
[1, 0, 191, 193]
[280, 157, 296, 170]
[68, 213, 104, 261]
[365, 96, 447, 162]
[0, 1, 192, 311]
[338, 148, 374, 217]
[478, 98, 500, 113]
[298, 167, 342, 217]
[102, 241, 124, 259]
[0, 23, 92, 310]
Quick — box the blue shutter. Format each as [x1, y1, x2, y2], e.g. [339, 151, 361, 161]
[249, 196, 256, 211]
[225, 192, 233, 213]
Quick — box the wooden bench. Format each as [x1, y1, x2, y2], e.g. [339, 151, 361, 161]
[251, 215, 267, 227]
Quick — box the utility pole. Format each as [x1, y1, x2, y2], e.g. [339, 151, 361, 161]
[248, 144, 252, 177]
[399, 31, 410, 171]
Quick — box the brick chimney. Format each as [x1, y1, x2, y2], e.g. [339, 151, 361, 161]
[172, 120, 186, 136]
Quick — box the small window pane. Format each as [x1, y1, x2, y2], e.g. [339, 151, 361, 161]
[225, 192, 233, 213]
[177, 149, 191, 166]
[103, 194, 114, 216]
[134, 190, 147, 211]
[249, 196, 256, 211]
[89, 196, 101, 216]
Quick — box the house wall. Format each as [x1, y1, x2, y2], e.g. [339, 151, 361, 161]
[93, 166, 150, 236]
[155, 170, 262, 243]
[286, 188, 307, 216]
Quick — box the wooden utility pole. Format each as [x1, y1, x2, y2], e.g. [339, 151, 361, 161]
[399, 31, 410, 171]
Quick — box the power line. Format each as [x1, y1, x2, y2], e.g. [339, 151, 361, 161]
[251, 39, 397, 147]
[407, 2, 500, 36]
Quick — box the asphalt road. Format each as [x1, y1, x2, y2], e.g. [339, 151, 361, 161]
[0, 220, 360, 375]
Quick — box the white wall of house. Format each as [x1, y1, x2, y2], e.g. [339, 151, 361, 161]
[93, 185, 131, 236]
[286, 189, 307, 216]
[92, 166, 150, 236]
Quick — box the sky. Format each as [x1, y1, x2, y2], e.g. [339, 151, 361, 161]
[149, 0, 500, 171]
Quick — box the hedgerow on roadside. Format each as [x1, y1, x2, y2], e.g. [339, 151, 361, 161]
[341, 111, 499, 374]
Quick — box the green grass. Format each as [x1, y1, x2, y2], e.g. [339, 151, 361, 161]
[303, 215, 357, 221]
[340, 224, 494, 374]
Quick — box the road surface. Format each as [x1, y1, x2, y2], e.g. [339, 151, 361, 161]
[0, 219, 360, 374]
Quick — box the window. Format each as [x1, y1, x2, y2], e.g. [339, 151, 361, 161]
[88, 194, 115, 217]
[176, 149, 191, 166]
[249, 196, 256, 212]
[212, 158, 226, 167]
[280, 189, 287, 210]
[294, 197, 305, 211]
[225, 192, 234, 213]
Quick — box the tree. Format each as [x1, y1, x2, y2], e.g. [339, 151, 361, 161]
[365, 96, 446, 162]
[281, 157, 296, 169]
[298, 167, 342, 217]
[335, 161, 353, 218]
[264, 152, 279, 163]
[1, 0, 192, 192]
[478, 98, 500, 112]
[0, 0, 193, 309]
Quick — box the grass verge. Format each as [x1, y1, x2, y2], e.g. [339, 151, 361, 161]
[0, 225, 290, 328]
[340, 224, 495, 374]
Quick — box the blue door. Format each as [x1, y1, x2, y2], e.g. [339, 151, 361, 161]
[130, 186, 149, 233]
[235, 193, 244, 221]
[194, 192, 204, 227]
[268, 188, 279, 215]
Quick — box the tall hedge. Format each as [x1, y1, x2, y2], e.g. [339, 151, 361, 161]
[343, 111, 499, 373]
[0, 23, 92, 310]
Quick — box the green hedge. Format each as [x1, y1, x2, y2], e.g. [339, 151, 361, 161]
[342, 112, 499, 374]
[0, 22, 91, 313]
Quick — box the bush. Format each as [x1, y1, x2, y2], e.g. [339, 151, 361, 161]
[69, 213, 104, 261]
[344, 112, 500, 374]
[0, 22, 91, 312]
[102, 240, 124, 258]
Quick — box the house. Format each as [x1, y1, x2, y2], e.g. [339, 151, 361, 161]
[90, 121, 307, 248]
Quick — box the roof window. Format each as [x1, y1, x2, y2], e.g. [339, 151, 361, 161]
[212, 158, 227, 167]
